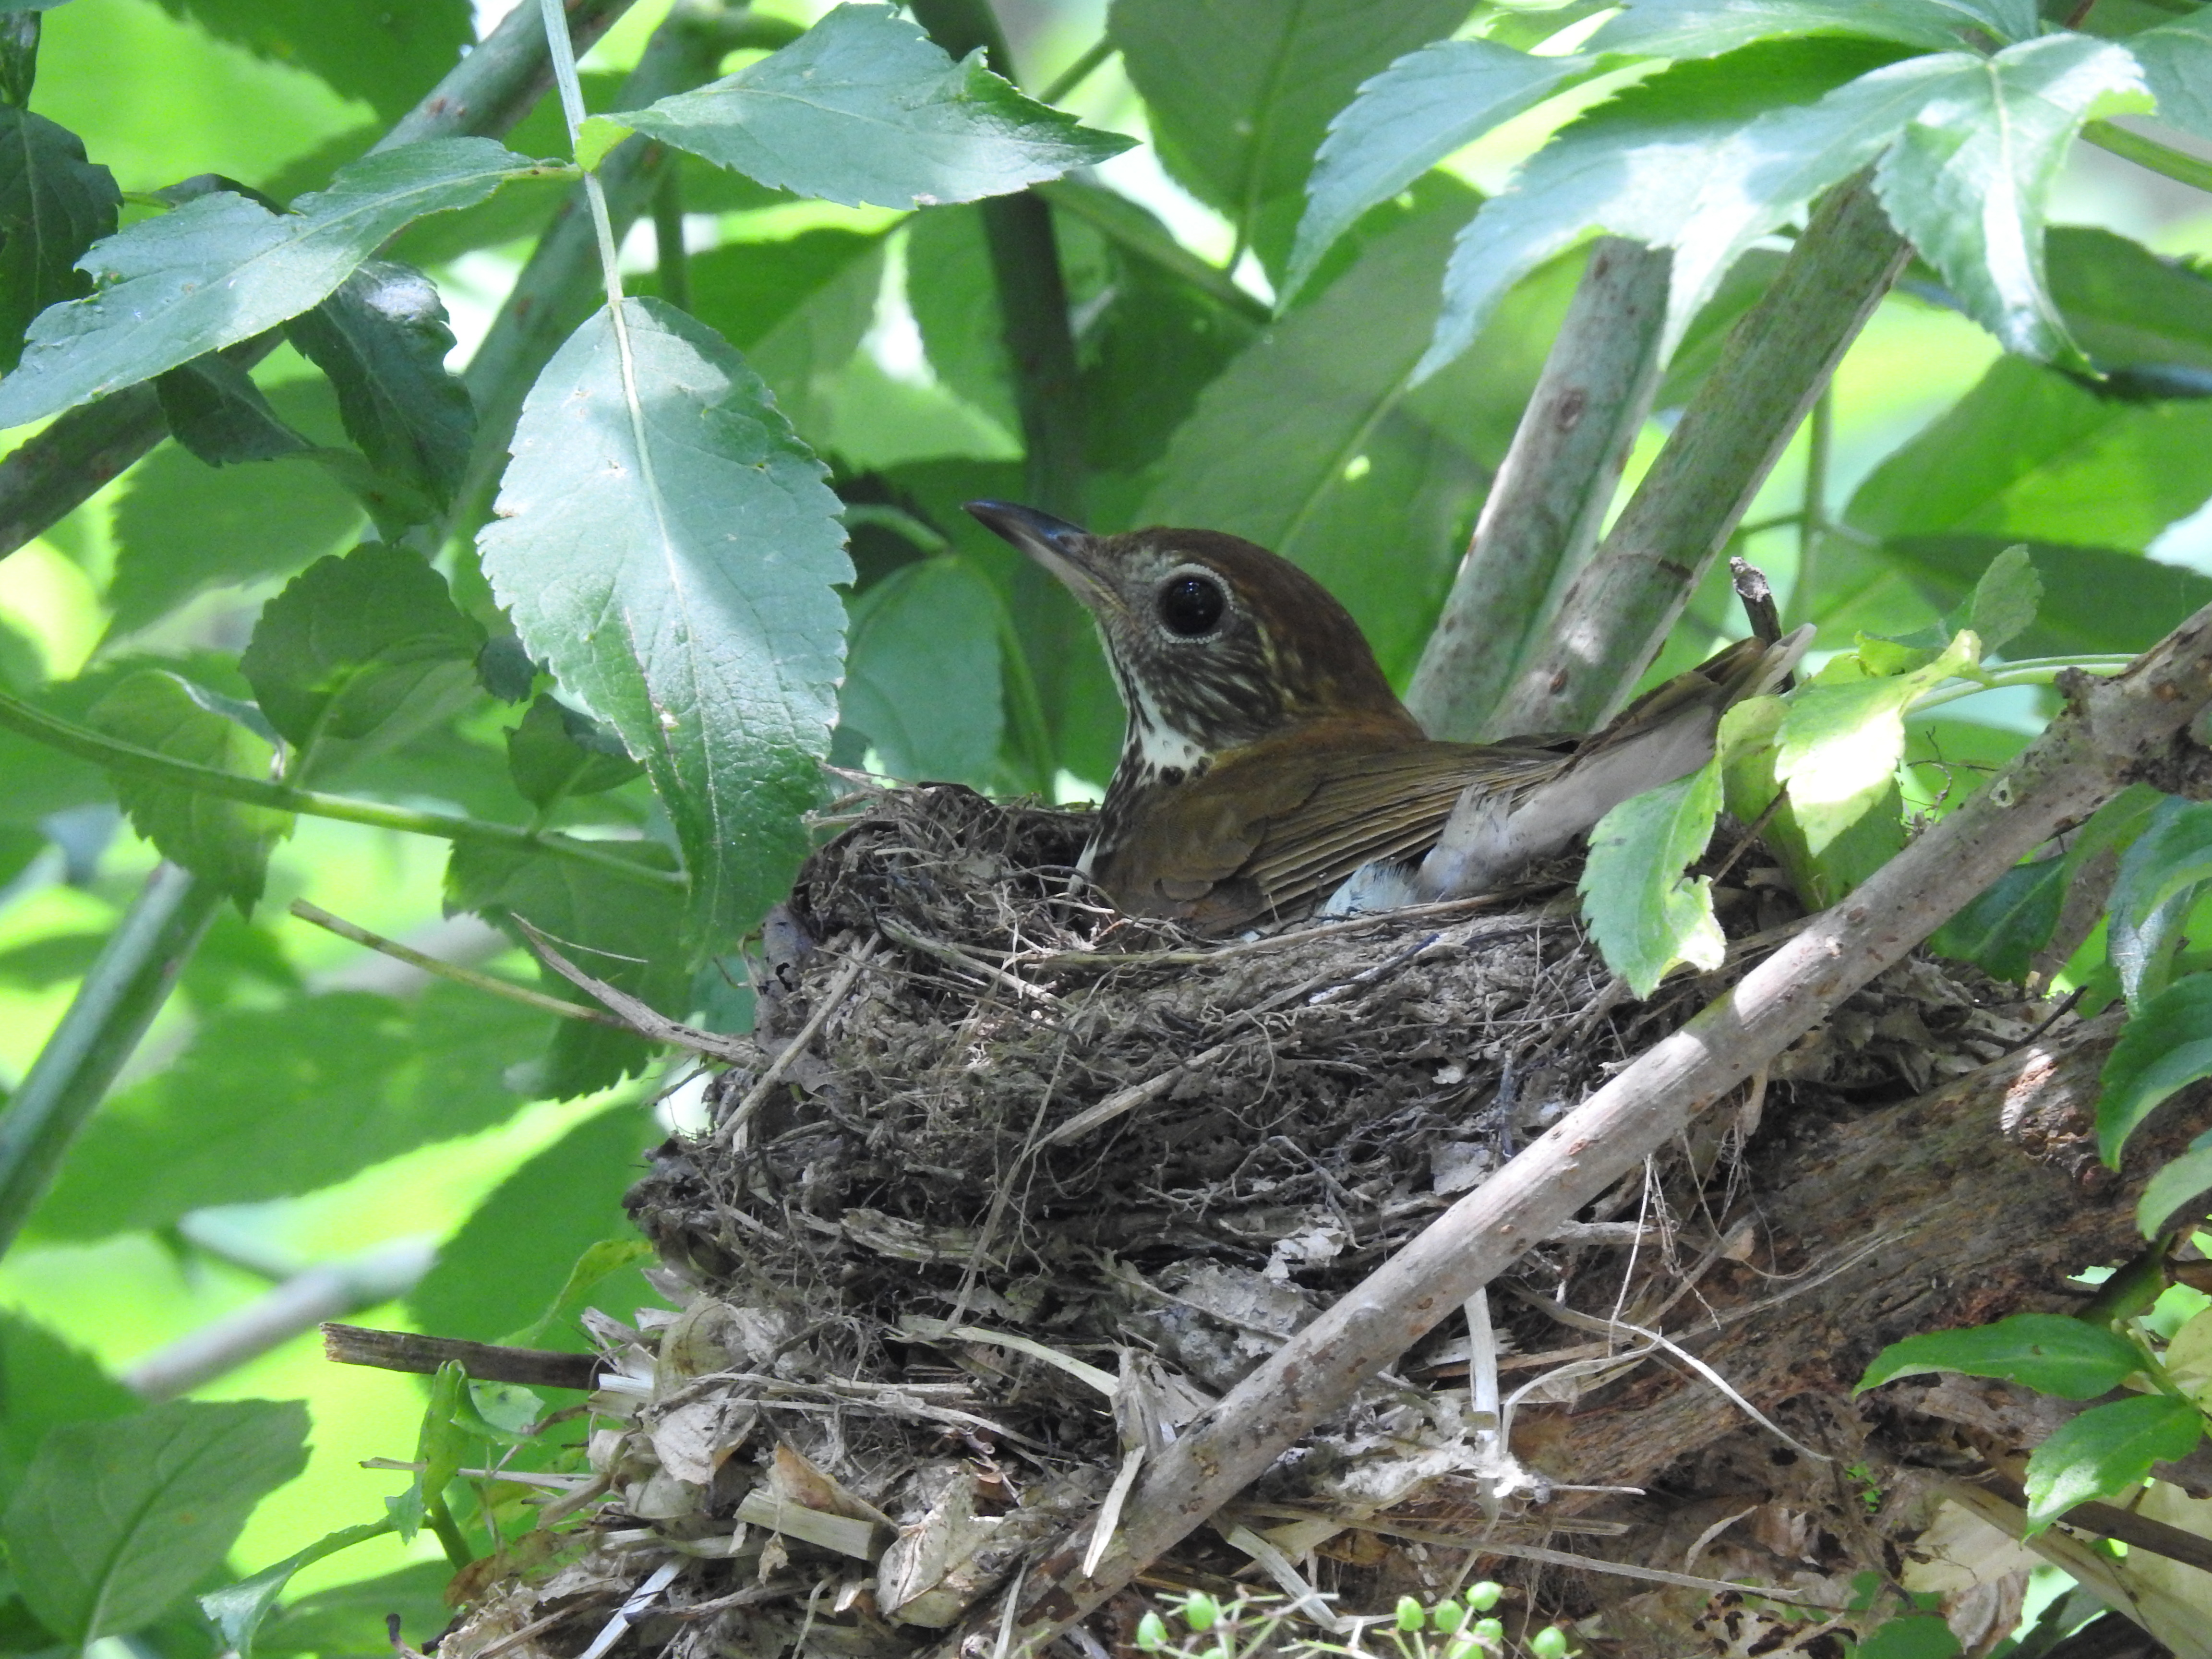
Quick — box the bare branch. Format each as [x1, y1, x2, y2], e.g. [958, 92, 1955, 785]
[322, 1321, 604, 1390]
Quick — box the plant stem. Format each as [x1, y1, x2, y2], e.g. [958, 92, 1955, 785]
[1790, 382, 1833, 626]
[0, 0, 640, 567]
[0, 863, 220, 1256]
[652, 169, 691, 313]
[0, 689, 684, 890]
[2085, 120, 2212, 197]
[424, 1491, 474, 1569]
[1489, 172, 1909, 735]
[1405, 238, 1671, 741]
[1040, 36, 1117, 105]
[288, 900, 636, 1027]
[1037, 179, 1269, 323]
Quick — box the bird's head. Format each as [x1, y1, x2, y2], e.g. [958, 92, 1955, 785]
[963, 500, 1412, 770]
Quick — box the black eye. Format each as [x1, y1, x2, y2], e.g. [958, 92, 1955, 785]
[1158, 574, 1226, 637]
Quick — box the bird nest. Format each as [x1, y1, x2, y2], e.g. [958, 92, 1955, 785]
[439, 782, 2039, 1658]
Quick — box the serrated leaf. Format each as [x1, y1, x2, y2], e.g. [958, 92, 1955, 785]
[2, 1398, 309, 1642]
[504, 1237, 657, 1348]
[0, 1314, 135, 1508]
[1422, 37, 1935, 379]
[240, 542, 486, 766]
[840, 558, 1003, 786]
[283, 259, 472, 508]
[1113, 0, 1469, 278]
[1285, 39, 1611, 304]
[200, 1520, 391, 1659]
[1873, 35, 2150, 369]
[2108, 797, 2212, 1009]
[0, 138, 549, 429]
[608, 3, 1131, 211]
[83, 669, 289, 910]
[505, 693, 642, 810]
[1856, 1312, 2146, 1398]
[0, 105, 115, 372]
[2098, 972, 2212, 1165]
[2141, 1132, 2212, 1239]
[153, 352, 311, 464]
[1579, 754, 1726, 998]
[1588, 0, 2038, 58]
[2129, 9, 2212, 144]
[1927, 855, 2065, 983]
[1966, 543, 2040, 653]
[478, 298, 850, 943]
[2023, 1394, 2203, 1530]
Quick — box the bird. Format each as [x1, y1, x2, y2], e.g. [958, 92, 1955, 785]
[964, 500, 1809, 936]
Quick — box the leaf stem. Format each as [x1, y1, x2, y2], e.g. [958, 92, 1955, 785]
[0, 688, 684, 890]
[287, 900, 636, 1029]
[1040, 36, 1117, 105]
[2085, 120, 2212, 197]
[1790, 382, 1832, 626]
[424, 1491, 474, 1569]
[1910, 659, 2132, 713]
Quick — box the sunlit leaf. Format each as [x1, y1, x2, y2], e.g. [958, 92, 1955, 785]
[1965, 542, 2040, 653]
[2023, 1394, 2202, 1530]
[2098, 971, 2212, 1165]
[1856, 1312, 2144, 1398]
[2141, 1130, 2212, 1239]
[841, 558, 1003, 786]
[1589, 0, 2038, 57]
[0, 105, 116, 372]
[1578, 752, 1726, 997]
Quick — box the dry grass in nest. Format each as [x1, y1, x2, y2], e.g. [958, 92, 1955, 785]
[442, 783, 2041, 1657]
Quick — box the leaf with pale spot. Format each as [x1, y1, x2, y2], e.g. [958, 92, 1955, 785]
[1579, 753, 1726, 998]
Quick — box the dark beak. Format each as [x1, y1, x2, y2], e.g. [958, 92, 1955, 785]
[962, 500, 1117, 611]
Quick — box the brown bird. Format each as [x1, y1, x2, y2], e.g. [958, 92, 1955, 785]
[965, 501, 1807, 936]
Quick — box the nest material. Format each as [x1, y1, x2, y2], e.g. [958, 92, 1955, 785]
[443, 784, 2041, 1657]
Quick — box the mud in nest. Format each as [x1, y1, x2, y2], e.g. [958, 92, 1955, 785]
[444, 784, 2041, 1657]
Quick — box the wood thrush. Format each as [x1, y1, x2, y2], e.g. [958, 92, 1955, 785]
[966, 501, 1808, 935]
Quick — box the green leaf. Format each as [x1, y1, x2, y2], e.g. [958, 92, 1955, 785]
[385, 1362, 466, 1542]
[155, 0, 472, 124]
[606, 4, 1132, 211]
[154, 352, 311, 465]
[1873, 35, 2150, 369]
[30, 985, 547, 1239]
[2023, 1394, 2204, 1530]
[199, 1520, 392, 1659]
[1422, 37, 1928, 378]
[2098, 971, 2212, 1164]
[240, 542, 486, 764]
[2108, 797, 2212, 1009]
[83, 669, 289, 910]
[2046, 226, 2212, 391]
[1927, 855, 2065, 983]
[0, 139, 549, 429]
[504, 1237, 657, 1347]
[248, 1563, 450, 1657]
[1589, 0, 2038, 57]
[282, 259, 472, 509]
[1113, 0, 1470, 279]
[0, 1313, 135, 1508]
[505, 693, 642, 811]
[905, 204, 1019, 438]
[478, 298, 850, 944]
[2, 1398, 308, 1642]
[1285, 39, 1611, 304]
[406, 1104, 660, 1347]
[1857, 1312, 2146, 1397]
[2129, 9, 2212, 144]
[108, 377, 366, 638]
[1855, 1616, 1964, 1659]
[841, 558, 1003, 786]
[0, 105, 115, 372]
[2140, 1130, 2212, 1238]
[1965, 542, 2040, 654]
[1579, 753, 1727, 998]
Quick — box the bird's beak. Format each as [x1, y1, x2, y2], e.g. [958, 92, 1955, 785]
[962, 500, 1119, 613]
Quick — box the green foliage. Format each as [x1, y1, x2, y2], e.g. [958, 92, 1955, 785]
[198, 1518, 393, 1659]
[2023, 1392, 2204, 1530]
[0, 106, 116, 372]
[1926, 855, 2064, 983]
[1579, 755, 1726, 998]
[1857, 1313, 2147, 1398]
[2106, 797, 2212, 1007]
[0, 1311, 136, 1505]
[154, 0, 473, 124]
[2097, 972, 2212, 1165]
[1586, 0, 2026, 57]
[246, 1562, 450, 1656]
[842, 556, 1004, 785]
[2140, 1130, 2212, 1238]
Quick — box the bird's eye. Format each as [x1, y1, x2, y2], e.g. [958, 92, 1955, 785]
[1157, 574, 1226, 637]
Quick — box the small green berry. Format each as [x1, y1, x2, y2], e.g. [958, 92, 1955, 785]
[1529, 1625, 1570, 1658]
[1183, 1592, 1220, 1633]
[1397, 1596, 1426, 1632]
[1465, 1581, 1503, 1612]
[1473, 1616, 1504, 1644]
[1432, 1599, 1467, 1634]
[1134, 1611, 1168, 1651]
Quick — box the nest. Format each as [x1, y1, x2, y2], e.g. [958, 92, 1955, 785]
[441, 784, 2041, 1658]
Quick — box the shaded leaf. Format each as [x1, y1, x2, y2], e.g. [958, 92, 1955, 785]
[1927, 854, 2065, 982]
[2098, 971, 2212, 1164]
[2046, 225, 2212, 390]
[1966, 542, 2040, 653]
[84, 669, 289, 910]
[2, 1398, 308, 1642]
[283, 259, 472, 508]
[153, 352, 310, 464]
[1872, 35, 2149, 368]
[505, 693, 643, 811]
[200, 1521, 390, 1659]
[1589, 0, 2038, 57]
[2023, 1394, 2203, 1530]
[249, 1563, 450, 1657]
[478, 299, 850, 943]
[1882, 537, 2212, 661]
[1857, 1312, 2144, 1398]
[0, 1313, 135, 1508]
[0, 104, 114, 372]
[2141, 1130, 2212, 1238]
[0, 138, 548, 429]
[155, 0, 472, 124]
[600, 3, 1131, 211]
[2108, 796, 2212, 1009]
[2129, 8, 2212, 144]
[1113, 0, 1471, 279]
[840, 557, 1003, 785]
[1578, 753, 1726, 998]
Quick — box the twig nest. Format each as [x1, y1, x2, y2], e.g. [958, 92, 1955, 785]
[453, 783, 2037, 1652]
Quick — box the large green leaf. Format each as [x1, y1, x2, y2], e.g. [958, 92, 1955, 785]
[2098, 971, 2212, 1164]
[2107, 797, 2212, 1009]
[200, 1520, 392, 1659]
[1113, 0, 1471, 279]
[1880, 538, 2212, 660]
[155, 0, 472, 124]
[0, 139, 549, 429]
[1857, 1312, 2146, 1398]
[478, 299, 851, 943]
[0, 106, 115, 372]
[249, 1563, 450, 1658]
[3, 1398, 308, 1642]
[906, 204, 1019, 438]
[596, 3, 1131, 211]
[84, 669, 289, 910]
[154, 351, 313, 465]
[0, 1314, 136, 1508]
[1285, 39, 1612, 304]
[1589, 0, 2039, 57]
[2045, 225, 2212, 389]
[2140, 1130, 2212, 1238]
[2129, 9, 2212, 144]
[28, 985, 547, 1240]
[1926, 855, 2065, 983]
[2023, 1394, 2203, 1530]
[1872, 35, 2149, 368]
[1422, 37, 1923, 378]
[840, 557, 1003, 786]
[1578, 754, 1726, 998]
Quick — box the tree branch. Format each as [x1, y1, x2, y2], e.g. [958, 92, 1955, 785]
[321, 1322, 604, 1390]
[0, 0, 639, 565]
[1489, 172, 1908, 735]
[963, 595, 2212, 1650]
[1404, 238, 1671, 741]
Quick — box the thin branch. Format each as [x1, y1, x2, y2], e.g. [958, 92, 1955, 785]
[288, 900, 635, 1028]
[321, 1321, 604, 1389]
[1405, 238, 1672, 741]
[2085, 120, 2212, 197]
[1789, 381, 1833, 627]
[1041, 36, 1117, 105]
[1490, 172, 1909, 735]
[0, 687, 684, 891]
[957, 598, 2212, 1652]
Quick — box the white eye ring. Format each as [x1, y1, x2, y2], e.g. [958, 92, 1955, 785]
[1156, 569, 1227, 638]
